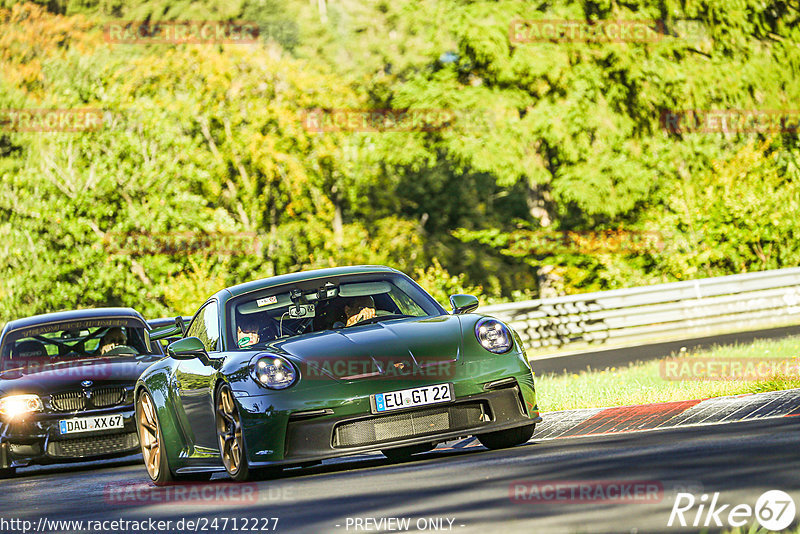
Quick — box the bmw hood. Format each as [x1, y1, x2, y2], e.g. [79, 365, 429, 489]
[269, 315, 463, 381]
[0, 355, 160, 396]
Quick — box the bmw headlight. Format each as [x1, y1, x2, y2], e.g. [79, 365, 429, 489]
[475, 318, 513, 354]
[0, 394, 43, 419]
[254, 356, 298, 389]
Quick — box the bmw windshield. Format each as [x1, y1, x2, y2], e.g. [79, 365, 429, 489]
[1, 319, 159, 372]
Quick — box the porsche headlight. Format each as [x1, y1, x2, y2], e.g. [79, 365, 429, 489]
[475, 318, 513, 354]
[0, 394, 43, 419]
[254, 356, 298, 389]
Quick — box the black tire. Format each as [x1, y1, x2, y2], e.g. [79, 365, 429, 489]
[382, 443, 435, 462]
[136, 391, 175, 486]
[477, 424, 535, 450]
[216, 383, 251, 482]
[0, 467, 15, 479]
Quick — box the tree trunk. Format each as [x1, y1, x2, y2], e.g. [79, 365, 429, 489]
[317, 0, 328, 23]
[526, 182, 553, 227]
[331, 184, 343, 246]
[527, 182, 560, 297]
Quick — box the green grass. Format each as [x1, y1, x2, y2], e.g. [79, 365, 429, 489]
[534, 335, 800, 412]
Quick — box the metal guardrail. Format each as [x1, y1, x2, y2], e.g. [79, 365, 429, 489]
[482, 267, 800, 357]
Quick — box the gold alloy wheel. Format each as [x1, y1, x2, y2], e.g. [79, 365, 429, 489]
[137, 392, 161, 480]
[216, 385, 243, 475]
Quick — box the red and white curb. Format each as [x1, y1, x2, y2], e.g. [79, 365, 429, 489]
[437, 388, 800, 451]
[535, 387, 800, 440]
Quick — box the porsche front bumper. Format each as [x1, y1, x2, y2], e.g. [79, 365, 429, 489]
[236, 378, 539, 469]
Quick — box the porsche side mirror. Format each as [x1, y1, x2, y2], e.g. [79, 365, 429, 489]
[167, 337, 206, 360]
[450, 294, 479, 315]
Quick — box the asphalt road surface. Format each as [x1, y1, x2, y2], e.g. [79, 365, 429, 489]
[1, 417, 798, 534]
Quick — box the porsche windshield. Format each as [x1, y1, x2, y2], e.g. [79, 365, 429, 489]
[0, 320, 158, 366]
[230, 273, 444, 348]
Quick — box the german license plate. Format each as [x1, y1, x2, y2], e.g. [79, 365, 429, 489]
[371, 383, 453, 414]
[59, 414, 124, 435]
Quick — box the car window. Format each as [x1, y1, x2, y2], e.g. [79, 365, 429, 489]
[187, 301, 221, 352]
[0, 322, 159, 363]
[228, 273, 444, 347]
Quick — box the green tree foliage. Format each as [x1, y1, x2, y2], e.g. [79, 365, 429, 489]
[650, 139, 800, 279]
[1, 0, 799, 324]
[354, 0, 800, 292]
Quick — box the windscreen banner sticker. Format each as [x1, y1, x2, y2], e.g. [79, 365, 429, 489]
[257, 296, 278, 307]
[12, 319, 138, 340]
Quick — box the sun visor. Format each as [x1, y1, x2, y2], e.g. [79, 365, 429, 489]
[339, 281, 392, 297]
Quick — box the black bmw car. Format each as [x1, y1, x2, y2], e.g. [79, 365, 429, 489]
[0, 308, 163, 477]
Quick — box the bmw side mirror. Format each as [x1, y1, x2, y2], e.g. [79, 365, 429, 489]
[175, 316, 187, 336]
[167, 337, 206, 360]
[143, 329, 153, 353]
[150, 324, 183, 342]
[450, 294, 479, 315]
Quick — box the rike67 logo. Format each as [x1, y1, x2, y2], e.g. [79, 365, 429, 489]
[669, 490, 796, 531]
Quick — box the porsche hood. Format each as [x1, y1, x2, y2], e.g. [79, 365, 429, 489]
[268, 315, 464, 381]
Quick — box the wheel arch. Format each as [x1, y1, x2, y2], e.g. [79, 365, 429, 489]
[212, 376, 252, 480]
[135, 368, 190, 472]
[211, 374, 234, 408]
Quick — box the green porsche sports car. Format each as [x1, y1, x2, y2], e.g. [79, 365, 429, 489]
[135, 266, 540, 484]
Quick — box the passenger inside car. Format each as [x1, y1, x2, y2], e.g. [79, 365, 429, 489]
[236, 312, 279, 347]
[236, 314, 261, 348]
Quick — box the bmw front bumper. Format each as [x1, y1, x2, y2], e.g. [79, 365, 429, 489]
[0, 407, 140, 469]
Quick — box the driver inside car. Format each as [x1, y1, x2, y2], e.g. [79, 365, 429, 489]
[99, 327, 127, 355]
[342, 296, 377, 327]
[236, 314, 262, 348]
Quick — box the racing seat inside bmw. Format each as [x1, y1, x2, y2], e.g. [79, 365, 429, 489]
[12, 340, 48, 360]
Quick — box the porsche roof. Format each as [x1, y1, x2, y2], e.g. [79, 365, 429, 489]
[217, 265, 401, 299]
